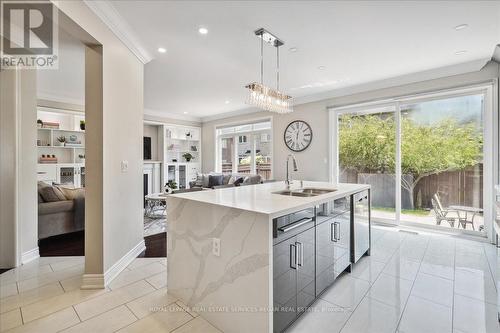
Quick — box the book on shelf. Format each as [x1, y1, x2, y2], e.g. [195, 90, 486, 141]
[39, 157, 58, 163]
[42, 122, 60, 129]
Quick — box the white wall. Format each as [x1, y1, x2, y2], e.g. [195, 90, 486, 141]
[0, 67, 38, 268]
[37, 27, 85, 105]
[54, 1, 144, 279]
[0, 70, 19, 268]
[203, 61, 500, 182]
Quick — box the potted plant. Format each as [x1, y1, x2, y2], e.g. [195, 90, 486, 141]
[56, 136, 66, 146]
[37, 119, 43, 128]
[164, 180, 178, 193]
[182, 152, 193, 162]
[80, 120, 85, 131]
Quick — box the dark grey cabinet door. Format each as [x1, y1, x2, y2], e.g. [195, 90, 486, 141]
[315, 217, 335, 297]
[273, 236, 297, 333]
[333, 211, 351, 278]
[296, 227, 316, 313]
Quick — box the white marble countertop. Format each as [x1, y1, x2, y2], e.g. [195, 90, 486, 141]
[170, 181, 370, 218]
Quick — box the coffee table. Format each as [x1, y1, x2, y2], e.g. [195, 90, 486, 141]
[145, 192, 168, 218]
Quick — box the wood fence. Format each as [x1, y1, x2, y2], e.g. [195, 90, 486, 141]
[222, 163, 272, 180]
[341, 164, 483, 209]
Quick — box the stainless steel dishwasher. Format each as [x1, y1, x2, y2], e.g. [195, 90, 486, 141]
[351, 190, 370, 263]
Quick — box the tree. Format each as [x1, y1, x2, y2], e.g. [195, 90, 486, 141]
[339, 114, 483, 208]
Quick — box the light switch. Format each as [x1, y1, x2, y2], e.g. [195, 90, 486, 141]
[121, 160, 128, 173]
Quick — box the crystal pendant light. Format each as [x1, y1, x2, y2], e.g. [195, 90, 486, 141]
[245, 28, 293, 114]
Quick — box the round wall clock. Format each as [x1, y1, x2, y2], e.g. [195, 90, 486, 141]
[284, 120, 313, 152]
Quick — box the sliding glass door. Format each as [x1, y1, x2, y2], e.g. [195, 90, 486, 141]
[334, 87, 493, 236]
[400, 94, 484, 231]
[338, 107, 397, 222]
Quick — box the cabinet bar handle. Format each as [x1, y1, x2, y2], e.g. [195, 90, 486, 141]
[289, 244, 297, 269]
[296, 242, 303, 267]
[330, 223, 335, 242]
[278, 218, 313, 233]
[335, 222, 340, 241]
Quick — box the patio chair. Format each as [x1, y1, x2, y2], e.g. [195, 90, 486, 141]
[431, 193, 465, 228]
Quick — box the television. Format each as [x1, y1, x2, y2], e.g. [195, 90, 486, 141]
[143, 137, 151, 160]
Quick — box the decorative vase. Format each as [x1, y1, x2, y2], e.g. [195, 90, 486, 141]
[80, 122, 85, 131]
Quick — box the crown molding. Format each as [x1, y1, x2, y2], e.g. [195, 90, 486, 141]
[492, 45, 500, 63]
[83, 0, 153, 64]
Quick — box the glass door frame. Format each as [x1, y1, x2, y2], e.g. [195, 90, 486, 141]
[329, 83, 498, 241]
[214, 117, 274, 179]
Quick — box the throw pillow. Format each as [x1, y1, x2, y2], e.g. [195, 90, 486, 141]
[222, 174, 231, 185]
[194, 174, 204, 187]
[58, 186, 85, 200]
[39, 185, 66, 202]
[202, 174, 210, 188]
[233, 177, 244, 186]
[208, 174, 224, 188]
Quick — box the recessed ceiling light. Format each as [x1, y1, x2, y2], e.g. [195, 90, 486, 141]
[157, 47, 166, 53]
[183, 111, 188, 114]
[198, 27, 208, 35]
[289, 47, 298, 53]
[455, 50, 467, 55]
[317, 66, 326, 70]
[224, 100, 230, 104]
[454, 24, 469, 31]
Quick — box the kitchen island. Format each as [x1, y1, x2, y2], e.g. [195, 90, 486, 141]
[167, 181, 370, 333]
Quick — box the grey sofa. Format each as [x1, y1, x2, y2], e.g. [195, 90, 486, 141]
[189, 173, 263, 189]
[38, 183, 85, 239]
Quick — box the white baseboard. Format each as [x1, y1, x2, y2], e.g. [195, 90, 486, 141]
[79, 240, 145, 290]
[104, 240, 146, 286]
[81, 274, 105, 289]
[21, 247, 39, 264]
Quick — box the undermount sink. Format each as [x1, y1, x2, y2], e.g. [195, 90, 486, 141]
[273, 188, 337, 197]
[274, 190, 315, 197]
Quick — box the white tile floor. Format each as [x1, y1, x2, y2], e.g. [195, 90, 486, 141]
[0, 257, 219, 333]
[0, 226, 498, 333]
[287, 226, 500, 333]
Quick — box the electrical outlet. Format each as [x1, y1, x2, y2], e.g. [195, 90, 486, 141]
[212, 238, 221, 257]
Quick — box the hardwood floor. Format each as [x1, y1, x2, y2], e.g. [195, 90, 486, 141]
[39, 231, 85, 256]
[38, 231, 166, 258]
[0, 231, 166, 274]
[138, 232, 167, 257]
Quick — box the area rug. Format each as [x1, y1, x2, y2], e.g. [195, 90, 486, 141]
[144, 216, 167, 237]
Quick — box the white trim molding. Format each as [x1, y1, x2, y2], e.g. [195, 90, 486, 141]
[104, 240, 146, 286]
[83, 0, 153, 64]
[81, 274, 105, 290]
[81, 240, 146, 289]
[21, 247, 39, 265]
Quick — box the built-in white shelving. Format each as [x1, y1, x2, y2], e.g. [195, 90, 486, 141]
[36, 108, 85, 187]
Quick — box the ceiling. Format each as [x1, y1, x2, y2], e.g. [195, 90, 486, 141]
[39, 1, 500, 119]
[37, 27, 85, 105]
[109, 0, 500, 119]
